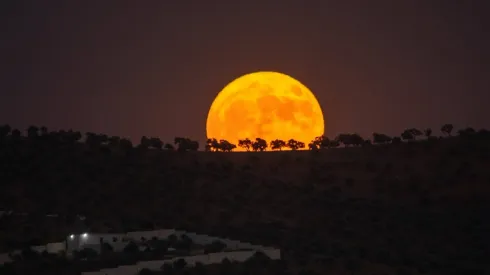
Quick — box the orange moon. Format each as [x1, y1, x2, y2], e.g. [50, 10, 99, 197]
[206, 71, 325, 151]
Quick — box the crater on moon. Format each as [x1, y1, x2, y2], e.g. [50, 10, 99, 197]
[291, 85, 303, 96]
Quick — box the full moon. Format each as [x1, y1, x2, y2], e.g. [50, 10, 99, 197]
[206, 71, 324, 151]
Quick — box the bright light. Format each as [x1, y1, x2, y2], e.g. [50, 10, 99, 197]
[206, 71, 325, 151]
[81, 233, 89, 239]
[69, 234, 75, 240]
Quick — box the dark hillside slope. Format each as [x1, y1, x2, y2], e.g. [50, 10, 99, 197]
[1, 133, 490, 274]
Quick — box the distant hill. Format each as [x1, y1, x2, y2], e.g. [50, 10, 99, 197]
[1, 125, 490, 274]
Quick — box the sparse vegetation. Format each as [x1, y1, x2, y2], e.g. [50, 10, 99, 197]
[1, 123, 490, 274]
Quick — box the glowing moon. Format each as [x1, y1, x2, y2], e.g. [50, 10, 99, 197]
[206, 71, 324, 151]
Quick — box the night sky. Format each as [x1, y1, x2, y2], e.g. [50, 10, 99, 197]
[1, 1, 489, 145]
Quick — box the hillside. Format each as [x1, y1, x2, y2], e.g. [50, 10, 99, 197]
[1, 129, 490, 274]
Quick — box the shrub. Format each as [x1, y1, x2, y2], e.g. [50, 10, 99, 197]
[173, 258, 187, 270]
[74, 247, 98, 260]
[123, 242, 140, 254]
[101, 242, 114, 252]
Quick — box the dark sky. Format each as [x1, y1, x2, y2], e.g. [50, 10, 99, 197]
[1, 1, 489, 145]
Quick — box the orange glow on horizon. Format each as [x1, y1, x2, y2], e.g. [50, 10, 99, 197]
[206, 71, 325, 151]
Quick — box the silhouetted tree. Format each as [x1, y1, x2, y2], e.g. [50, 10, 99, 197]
[11, 129, 21, 140]
[349, 134, 364, 146]
[174, 137, 198, 151]
[40, 126, 48, 136]
[308, 141, 318, 150]
[149, 137, 163, 149]
[309, 135, 330, 150]
[108, 136, 120, 147]
[308, 137, 320, 150]
[271, 139, 286, 151]
[27, 126, 39, 139]
[189, 139, 200, 151]
[336, 134, 350, 146]
[336, 133, 364, 147]
[64, 130, 82, 143]
[252, 138, 268, 151]
[329, 139, 340, 148]
[441, 123, 454, 136]
[424, 128, 432, 138]
[218, 139, 237, 152]
[99, 134, 109, 145]
[400, 128, 422, 141]
[401, 129, 414, 141]
[372, 133, 392, 144]
[205, 138, 214, 151]
[458, 127, 476, 137]
[392, 136, 402, 144]
[287, 139, 305, 150]
[187, 140, 199, 151]
[139, 136, 151, 149]
[0, 124, 11, 140]
[119, 138, 133, 151]
[205, 138, 219, 151]
[86, 132, 101, 147]
[408, 128, 423, 139]
[164, 143, 175, 150]
[318, 135, 331, 149]
[238, 138, 253, 151]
